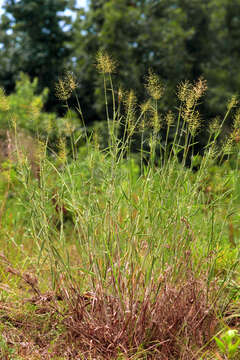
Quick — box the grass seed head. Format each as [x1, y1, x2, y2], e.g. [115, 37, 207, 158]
[145, 69, 164, 100]
[55, 71, 77, 101]
[151, 109, 161, 133]
[58, 137, 67, 164]
[183, 108, 192, 123]
[124, 89, 137, 112]
[185, 92, 196, 110]
[64, 121, 75, 137]
[193, 77, 207, 101]
[124, 89, 137, 131]
[227, 95, 238, 112]
[117, 87, 124, 104]
[165, 110, 175, 127]
[36, 140, 47, 162]
[93, 130, 100, 150]
[209, 116, 221, 135]
[177, 80, 192, 103]
[231, 128, 240, 144]
[207, 145, 218, 159]
[96, 50, 117, 74]
[65, 71, 78, 92]
[223, 138, 234, 155]
[138, 116, 147, 132]
[233, 108, 240, 130]
[45, 118, 53, 135]
[189, 111, 201, 136]
[140, 99, 151, 114]
[55, 79, 72, 101]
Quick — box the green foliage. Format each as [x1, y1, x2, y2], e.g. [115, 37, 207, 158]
[205, 0, 240, 116]
[0, 160, 18, 188]
[0, 0, 75, 110]
[0, 73, 80, 141]
[0, 72, 56, 135]
[215, 329, 240, 359]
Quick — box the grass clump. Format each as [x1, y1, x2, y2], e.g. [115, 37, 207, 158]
[0, 54, 239, 359]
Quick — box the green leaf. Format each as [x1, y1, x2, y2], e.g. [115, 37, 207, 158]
[215, 337, 226, 353]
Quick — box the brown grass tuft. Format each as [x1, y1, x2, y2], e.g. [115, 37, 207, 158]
[0, 261, 222, 359]
[61, 274, 217, 359]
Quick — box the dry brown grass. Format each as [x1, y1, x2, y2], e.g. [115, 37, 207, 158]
[60, 276, 217, 359]
[0, 255, 220, 360]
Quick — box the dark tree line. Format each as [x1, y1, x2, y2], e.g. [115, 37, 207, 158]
[0, 0, 75, 111]
[1, 0, 240, 127]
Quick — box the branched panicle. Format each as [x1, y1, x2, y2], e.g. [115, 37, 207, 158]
[177, 80, 192, 103]
[233, 108, 240, 130]
[145, 69, 164, 100]
[124, 89, 137, 131]
[227, 95, 238, 112]
[193, 77, 207, 101]
[96, 50, 117, 74]
[55, 79, 69, 100]
[124, 89, 137, 113]
[45, 118, 53, 135]
[177, 78, 206, 135]
[151, 109, 161, 133]
[138, 116, 146, 132]
[223, 137, 234, 155]
[93, 131, 100, 150]
[55, 71, 77, 101]
[138, 101, 151, 132]
[209, 116, 221, 135]
[55, 81, 71, 101]
[140, 99, 151, 115]
[230, 109, 240, 143]
[36, 140, 46, 162]
[58, 137, 67, 164]
[188, 111, 201, 136]
[177, 78, 207, 106]
[165, 110, 175, 127]
[182, 109, 202, 137]
[117, 87, 124, 105]
[230, 128, 240, 145]
[185, 92, 195, 110]
[64, 121, 75, 137]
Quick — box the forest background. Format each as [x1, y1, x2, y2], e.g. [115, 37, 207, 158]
[0, 0, 240, 149]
